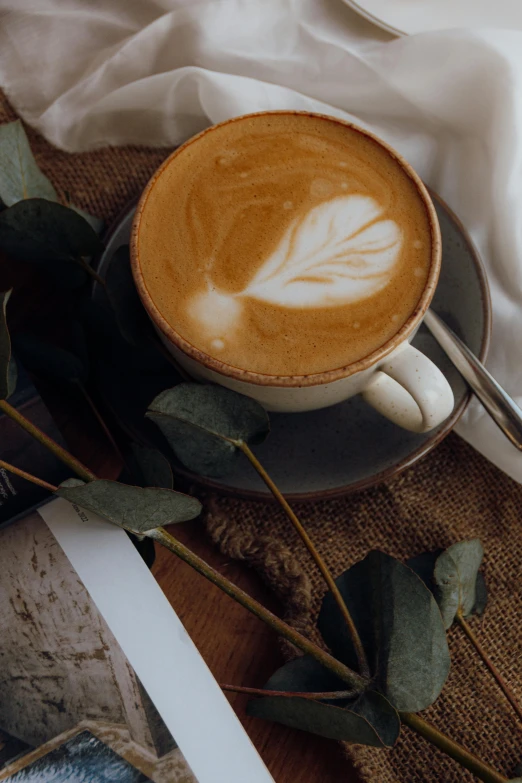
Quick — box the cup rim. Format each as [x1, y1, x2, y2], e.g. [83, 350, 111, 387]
[130, 110, 442, 388]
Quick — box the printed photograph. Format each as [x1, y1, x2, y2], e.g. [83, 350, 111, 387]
[0, 514, 197, 783]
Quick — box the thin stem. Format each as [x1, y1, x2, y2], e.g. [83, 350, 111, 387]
[0, 460, 57, 492]
[78, 256, 107, 288]
[149, 526, 367, 693]
[239, 441, 369, 678]
[402, 713, 509, 783]
[456, 612, 522, 724]
[73, 381, 133, 478]
[221, 683, 357, 700]
[0, 399, 95, 483]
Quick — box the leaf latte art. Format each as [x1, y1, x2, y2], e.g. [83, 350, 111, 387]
[242, 195, 401, 307]
[137, 113, 433, 376]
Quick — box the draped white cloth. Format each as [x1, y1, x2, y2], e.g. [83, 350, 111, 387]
[1, 0, 522, 481]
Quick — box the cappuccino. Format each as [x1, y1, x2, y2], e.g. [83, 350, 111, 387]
[135, 113, 434, 377]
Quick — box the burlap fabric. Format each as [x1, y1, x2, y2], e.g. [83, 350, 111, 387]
[3, 93, 522, 782]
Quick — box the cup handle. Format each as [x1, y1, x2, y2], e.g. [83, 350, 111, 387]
[361, 344, 454, 433]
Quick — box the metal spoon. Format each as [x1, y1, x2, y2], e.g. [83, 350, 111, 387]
[423, 309, 522, 450]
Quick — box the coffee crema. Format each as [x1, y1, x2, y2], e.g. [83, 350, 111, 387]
[135, 113, 434, 377]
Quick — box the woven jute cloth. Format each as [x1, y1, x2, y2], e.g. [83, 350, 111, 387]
[3, 92, 522, 782]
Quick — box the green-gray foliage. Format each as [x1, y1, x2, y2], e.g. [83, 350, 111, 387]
[0, 290, 12, 400]
[408, 540, 486, 630]
[248, 655, 399, 747]
[129, 444, 174, 489]
[318, 551, 450, 712]
[433, 540, 484, 629]
[57, 478, 201, 533]
[0, 199, 102, 283]
[0, 120, 57, 206]
[13, 334, 88, 385]
[146, 383, 270, 477]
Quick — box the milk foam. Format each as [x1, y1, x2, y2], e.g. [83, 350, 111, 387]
[244, 194, 401, 307]
[187, 194, 402, 343]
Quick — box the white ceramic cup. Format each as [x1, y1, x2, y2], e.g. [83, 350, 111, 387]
[131, 111, 454, 434]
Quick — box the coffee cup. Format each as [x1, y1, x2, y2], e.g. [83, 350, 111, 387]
[131, 111, 453, 433]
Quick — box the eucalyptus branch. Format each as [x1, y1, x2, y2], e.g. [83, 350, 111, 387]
[0, 399, 95, 482]
[78, 256, 107, 287]
[4, 458, 510, 782]
[0, 459, 57, 492]
[151, 526, 510, 783]
[221, 683, 357, 700]
[401, 713, 509, 783]
[456, 611, 522, 724]
[238, 441, 369, 677]
[149, 526, 367, 691]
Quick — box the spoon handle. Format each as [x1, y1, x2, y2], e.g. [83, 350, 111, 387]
[423, 309, 522, 451]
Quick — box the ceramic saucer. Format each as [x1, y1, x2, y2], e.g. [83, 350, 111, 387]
[94, 194, 490, 501]
[342, 0, 522, 37]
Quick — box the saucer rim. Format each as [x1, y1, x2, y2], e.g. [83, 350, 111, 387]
[95, 190, 491, 502]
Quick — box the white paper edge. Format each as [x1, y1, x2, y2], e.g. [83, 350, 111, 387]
[38, 498, 274, 783]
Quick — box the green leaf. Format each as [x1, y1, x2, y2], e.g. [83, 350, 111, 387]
[247, 690, 399, 747]
[0, 120, 57, 206]
[433, 540, 484, 630]
[254, 655, 399, 747]
[472, 571, 488, 616]
[408, 545, 488, 627]
[56, 478, 201, 533]
[318, 551, 450, 713]
[262, 654, 350, 701]
[146, 383, 270, 477]
[129, 444, 174, 489]
[7, 356, 17, 398]
[0, 198, 103, 267]
[13, 334, 88, 385]
[105, 244, 153, 346]
[70, 205, 104, 235]
[0, 289, 13, 400]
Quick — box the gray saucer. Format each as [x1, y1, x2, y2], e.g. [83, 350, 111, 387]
[96, 195, 490, 500]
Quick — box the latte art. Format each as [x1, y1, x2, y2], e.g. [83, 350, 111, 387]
[136, 113, 434, 376]
[241, 194, 401, 307]
[188, 194, 403, 346]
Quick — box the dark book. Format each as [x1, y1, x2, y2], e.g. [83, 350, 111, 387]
[0, 363, 70, 527]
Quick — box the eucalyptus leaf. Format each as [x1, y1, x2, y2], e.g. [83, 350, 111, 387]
[318, 551, 450, 713]
[13, 334, 88, 385]
[70, 205, 104, 235]
[0, 120, 57, 206]
[433, 539, 484, 629]
[105, 244, 153, 346]
[56, 478, 201, 533]
[258, 652, 400, 746]
[473, 571, 488, 616]
[262, 654, 349, 701]
[0, 199, 103, 269]
[405, 549, 441, 593]
[247, 690, 399, 747]
[408, 545, 488, 627]
[0, 289, 13, 400]
[146, 383, 270, 477]
[7, 356, 17, 398]
[129, 444, 174, 489]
